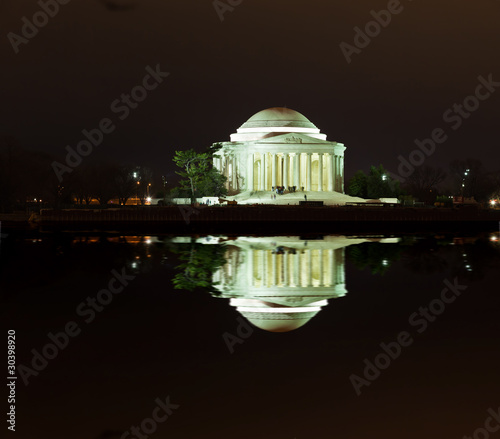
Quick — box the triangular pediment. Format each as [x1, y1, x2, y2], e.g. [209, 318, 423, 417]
[255, 132, 332, 145]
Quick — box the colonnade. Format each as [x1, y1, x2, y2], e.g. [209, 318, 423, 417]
[215, 247, 346, 290]
[214, 151, 344, 193]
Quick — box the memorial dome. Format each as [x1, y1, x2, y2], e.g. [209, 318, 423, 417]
[239, 107, 318, 130]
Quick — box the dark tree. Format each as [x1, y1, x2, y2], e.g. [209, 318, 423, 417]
[171, 243, 227, 294]
[403, 165, 447, 203]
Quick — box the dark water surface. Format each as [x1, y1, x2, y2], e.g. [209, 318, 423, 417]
[1, 232, 500, 439]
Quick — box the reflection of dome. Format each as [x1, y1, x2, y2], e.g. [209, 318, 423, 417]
[230, 298, 325, 332]
[239, 107, 318, 130]
[210, 236, 368, 333]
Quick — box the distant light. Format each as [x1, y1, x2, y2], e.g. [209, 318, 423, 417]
[490, 200, 497, 206]
[382, 259, 389, 266]
[382, 174, 387, 181]
[146, 197, 152, 203]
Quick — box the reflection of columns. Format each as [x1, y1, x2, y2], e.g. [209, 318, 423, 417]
[283, 153, 288, 188]
[306, 153, 311, 191]
[271, 153, 277, 188]
[283, 252, 290, 287]
[318, 249, 323, 286]
[260, 154, 265, 191]
[294, 252, 299, 287]
[335, 248, 342, 285]
[271, 252, 276, 286]
[247, 153, 254, 191]
[264, 251, 269, 287]
[329, 249, 335, 286]
[328, 154, 334, 191]
[294, 154, 299, 188]
[259, 250, 265, 286]
[307, 249, 312, 286]
[318, 153, 323, 192]
[247, 249, 254, 286]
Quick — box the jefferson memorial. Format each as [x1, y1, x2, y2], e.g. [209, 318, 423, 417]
[213, 107, 346, 195]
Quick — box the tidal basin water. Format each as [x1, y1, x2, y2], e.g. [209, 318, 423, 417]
[2, 232, 500, 439]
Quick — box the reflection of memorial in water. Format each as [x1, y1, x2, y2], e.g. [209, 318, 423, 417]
[213, 236, 370, 332]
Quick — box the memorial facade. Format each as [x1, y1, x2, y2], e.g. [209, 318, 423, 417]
[212, 107, 346, 194]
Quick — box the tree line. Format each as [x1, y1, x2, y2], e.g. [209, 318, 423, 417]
[0, 137, 227, 213]
[347, 161, 500, 204]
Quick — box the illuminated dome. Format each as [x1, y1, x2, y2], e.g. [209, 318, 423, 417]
[230, 107, 325, 142]
[240, 107, 318, 130]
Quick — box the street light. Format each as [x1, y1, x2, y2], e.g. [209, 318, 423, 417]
[136, 181, 140, 205]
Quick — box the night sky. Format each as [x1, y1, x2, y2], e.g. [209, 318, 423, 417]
[2, 0, 499, 182]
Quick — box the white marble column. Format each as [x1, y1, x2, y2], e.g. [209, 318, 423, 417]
[306, 153, 312, 191]
[340, 156, 345, 193]
[328, 154, 334, 191]
[259, 153, 265, 191]
[271, 153, 277, 189]
[318, 153, 323, 192]
[335, 156, 340, 191]
[283, 153, 288, 189]
[247, 153, 254, 191]
[264, 153, 269, 190]
[224, 156, 229, 189]
[234, 157, 238, 190]
[294, 154, 299, 189]
[229, 156, 234, 190]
